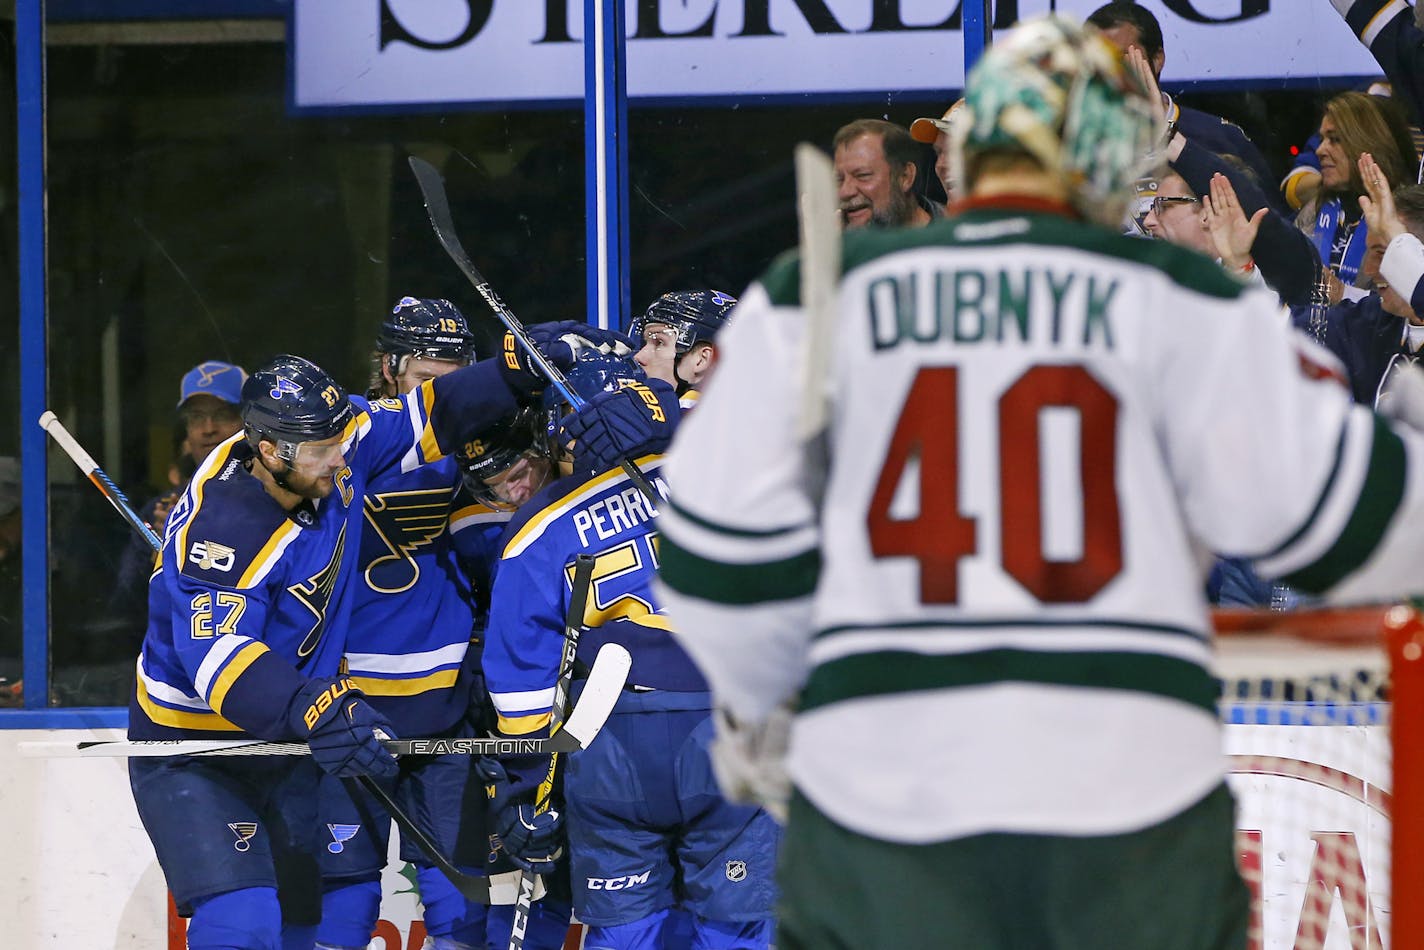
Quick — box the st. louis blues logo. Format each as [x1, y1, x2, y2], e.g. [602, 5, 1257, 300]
[327, 823, 361, 854]
[269, 377, 303, 400]
[193, 361, 237, 388]
[710, 291, 737, 307]
[228, 822, 259, 852]
[393, 295, 420, 312]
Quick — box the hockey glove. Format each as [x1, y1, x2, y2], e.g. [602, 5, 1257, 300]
[476, 758, 563, 875]
[290, 677, 399, 779]
[710, 706, 792, 824]
[499, 321, 636, 396]
[561, 378, 680, 475]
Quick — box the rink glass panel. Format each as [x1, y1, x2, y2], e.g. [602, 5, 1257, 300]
[24, 10, 1355, 707]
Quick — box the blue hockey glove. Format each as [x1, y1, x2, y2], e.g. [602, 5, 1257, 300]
[499, 321, 636, 395]
[476, 758, 563, 875]
[561, 378, 679, 474]
[290, 677, 399, 778]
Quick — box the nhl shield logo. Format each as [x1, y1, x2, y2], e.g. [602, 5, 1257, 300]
[725, 860, 747, 883]
[228, 822, 259, 853]
[327, 823, 361, 854]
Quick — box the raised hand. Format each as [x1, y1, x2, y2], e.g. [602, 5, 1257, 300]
[1202, 173, 1266, 272]
[1126, 45, 1168, 142]
[1358, 152, 1405, 244]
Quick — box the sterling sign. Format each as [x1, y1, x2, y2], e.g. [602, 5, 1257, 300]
[292, 0, 1380, 109]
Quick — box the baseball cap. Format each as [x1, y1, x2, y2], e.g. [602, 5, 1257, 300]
[910, 101, 965, 144]
[177, 360, 247, 408]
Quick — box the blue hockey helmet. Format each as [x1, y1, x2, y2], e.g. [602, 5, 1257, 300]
[378, 297, 477, 364]
[456, 407, 546, 510]
[539, 351, 647, 460]
[627, 290, 737, 354]
[242, 355, 355, 464]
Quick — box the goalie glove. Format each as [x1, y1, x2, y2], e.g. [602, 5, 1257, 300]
[499, 321, 636, 395]
[560, 378, 680, 474]
[710, 706, 792, 824]
[289, 677, 399, 779]
[476, 758, 564, 875]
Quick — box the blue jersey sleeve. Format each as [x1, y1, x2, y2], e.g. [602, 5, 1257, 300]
[352, 359, 520, 481]
[483, 544, 567, 738]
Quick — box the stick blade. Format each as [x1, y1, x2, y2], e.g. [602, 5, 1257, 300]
[552, 642, 631, 753]
[794, 143, 841, 440]
[408, 156, 472, 264]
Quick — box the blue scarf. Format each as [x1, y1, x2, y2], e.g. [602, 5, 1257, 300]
[1313, 198, 1369, 285]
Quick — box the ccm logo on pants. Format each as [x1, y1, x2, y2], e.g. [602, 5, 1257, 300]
[586, 870, 652, 890]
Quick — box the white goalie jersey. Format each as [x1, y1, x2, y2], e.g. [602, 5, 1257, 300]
[656, 205, 1424, 845]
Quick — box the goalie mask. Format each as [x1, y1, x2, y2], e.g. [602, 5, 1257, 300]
[949, 14, 1157, 228]
[242, 355, 355, 468]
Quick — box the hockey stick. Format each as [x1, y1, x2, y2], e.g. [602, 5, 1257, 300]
[406, 155, 662, 505]
[507, 553, 597, 950]
[39, 410, 162, 550]
[793, 144, 841, 441]
[32, 413, 630, 901]
[21, 643, 631, 759]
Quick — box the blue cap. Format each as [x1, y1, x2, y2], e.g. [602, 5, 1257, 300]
[177, 361, 247, 408]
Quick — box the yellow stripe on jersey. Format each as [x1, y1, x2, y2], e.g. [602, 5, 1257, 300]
[502, 453, 662, 559]
[630, 614, 676, 632]
[418, 380, 443, 463]
[136, 678, 244, 732]
[352, 668, 459, 697]
[237, 520, 302, 588]
[207, 640, 271, 715]
[177, 437, 242, 567]
[497, 710, 553, 736]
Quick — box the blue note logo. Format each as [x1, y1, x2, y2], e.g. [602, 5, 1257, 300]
[190, 540, 236, 572]
[228, 822, 259, 853]
[327, 823, 361, 854]
[269, 377, 303, 400]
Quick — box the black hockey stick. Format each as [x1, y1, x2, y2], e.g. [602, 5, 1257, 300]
[406, 155, 662, 506]
[22, 644, 630, 760]
[35, 413, 632, 903]
[506, 553, 597, 950]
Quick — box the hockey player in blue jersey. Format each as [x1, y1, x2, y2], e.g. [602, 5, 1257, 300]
[478, 351, 779, 950]
[129, 332, 602, 950]
[628, 291, 737, 410]
[314, 297, 561, 950]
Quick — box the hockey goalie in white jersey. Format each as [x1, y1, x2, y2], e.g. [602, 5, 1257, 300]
[658, 15, 1424, 950]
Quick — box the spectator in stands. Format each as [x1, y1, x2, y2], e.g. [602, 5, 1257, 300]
[1328, 0, 1424, 145]
[1087, 1, 1279, 209]
[1278, 82, 1416, 214]
[1142, 172, 1213, 257]
[1123, 42, 1319, 309]
[109, 361, 247, 658]
[1305, 153, 1424, 408]
[909, 99, 965, 204]
[833, 119, 938, 230]
[1295, 92, 1416, 297]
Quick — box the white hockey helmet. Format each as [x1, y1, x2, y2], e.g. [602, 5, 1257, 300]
[950, 14, 1157, 228]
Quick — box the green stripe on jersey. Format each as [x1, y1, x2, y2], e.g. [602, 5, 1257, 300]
[1282, 414, 1407, 593]
[758, 209, 1245, 308]
[801, 648, 1218, 715]
[659, 533, 819, 605]
[668, 497, 807, 539]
